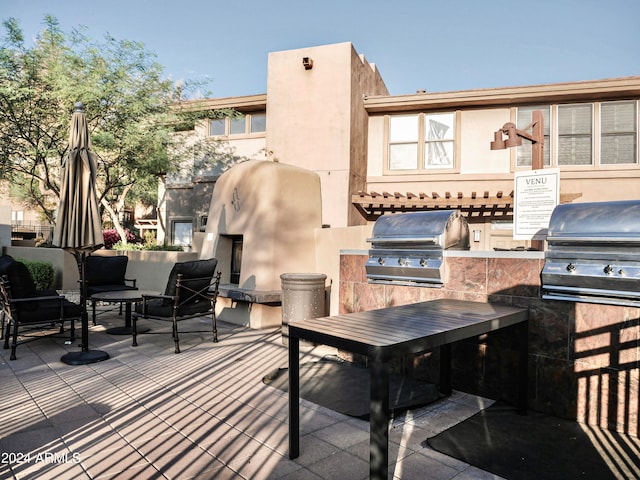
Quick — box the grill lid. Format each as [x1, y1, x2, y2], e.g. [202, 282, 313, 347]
[366, 210, 469, 287]
[541, 200, 640, 306]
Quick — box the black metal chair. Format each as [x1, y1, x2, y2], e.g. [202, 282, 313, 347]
[132, 258, 221, 353]
[0, 255, 80, 360]
[85, 255, 137, 325]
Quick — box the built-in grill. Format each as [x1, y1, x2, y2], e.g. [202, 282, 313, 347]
[541, 200, 640, 307]
[366, 210, 470, 287]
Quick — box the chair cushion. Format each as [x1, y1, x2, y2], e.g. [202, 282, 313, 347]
[163, 258, 218, 306]
[17, 298, 82, 324]
[85, 255, 129, 286]
[135, 297, 212, 318]
[2, 259, 38, 299]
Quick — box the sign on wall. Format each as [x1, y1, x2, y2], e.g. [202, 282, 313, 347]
[513, 168, 560, 240]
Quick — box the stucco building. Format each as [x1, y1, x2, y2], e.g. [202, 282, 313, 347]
[164, 41, 640, 253]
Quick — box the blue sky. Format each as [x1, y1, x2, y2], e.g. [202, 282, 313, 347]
[2, 0, 639, 98]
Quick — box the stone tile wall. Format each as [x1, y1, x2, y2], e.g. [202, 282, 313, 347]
[339, 252, 640, 435]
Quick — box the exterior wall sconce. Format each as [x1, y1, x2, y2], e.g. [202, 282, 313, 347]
[302, 57, 313, 70]
[490, 110, 544, 170]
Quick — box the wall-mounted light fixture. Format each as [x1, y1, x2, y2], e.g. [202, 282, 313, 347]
[490, 110, 544, 170]
[491, 109, 546, 250]
[302, 57, 313, 70]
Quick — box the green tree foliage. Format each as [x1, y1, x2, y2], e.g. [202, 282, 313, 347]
[0, 16, 236, 242]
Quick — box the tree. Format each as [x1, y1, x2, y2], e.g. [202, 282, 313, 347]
[0, 16, 234, 244]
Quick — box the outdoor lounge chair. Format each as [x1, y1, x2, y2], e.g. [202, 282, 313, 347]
[85, 255, 137, 325]
[132, 258, 221, 353]
[0, 255, 80, 360]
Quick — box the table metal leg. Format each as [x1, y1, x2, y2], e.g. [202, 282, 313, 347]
[124, 302, 132, 328]
[288, 336, 300, 459]
[369, 349, 389, 480]
[439, 343, 452, 395]
[518, 320, 529, 414]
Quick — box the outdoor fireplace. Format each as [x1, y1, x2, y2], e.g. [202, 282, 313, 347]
[541, 200, 640, 307]
[366, 209, 470, 287]
[200, 160, 322, 328]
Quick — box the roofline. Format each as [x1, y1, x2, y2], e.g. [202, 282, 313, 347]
[364, 76, 640, 113]
[177, 93, 267, 112]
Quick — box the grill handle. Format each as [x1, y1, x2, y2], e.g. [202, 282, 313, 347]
[547, 236, 640, 244]
[367, 237, 439, 244]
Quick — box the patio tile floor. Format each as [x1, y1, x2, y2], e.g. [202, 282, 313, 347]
[0, 304, 504, 479]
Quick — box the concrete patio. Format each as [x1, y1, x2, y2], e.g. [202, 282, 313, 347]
[1, 303, 503, 480]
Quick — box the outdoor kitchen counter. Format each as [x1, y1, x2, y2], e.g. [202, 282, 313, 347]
[288, 298, 529, 480]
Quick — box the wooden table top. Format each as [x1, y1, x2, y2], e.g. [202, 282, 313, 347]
[288, 299, 528, 358]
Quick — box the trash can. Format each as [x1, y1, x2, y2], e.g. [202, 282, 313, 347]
[280, 273, 327, 345]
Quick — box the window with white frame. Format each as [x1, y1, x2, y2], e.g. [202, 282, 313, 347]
[11, 210, 23, 226]
[424, 113, 455, 168]
[172, 220, 192, 247]
[516, 106, 551, 167]
[558, 103, 593, 165]
[600, 100, 637, 165]
[389, 115, 419, 170]
[388, 112, 455, 172]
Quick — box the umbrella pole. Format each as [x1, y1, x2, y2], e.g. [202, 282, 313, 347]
[61, 251, 109, 365]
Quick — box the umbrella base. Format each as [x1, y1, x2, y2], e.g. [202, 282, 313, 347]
[61, 350, 110, 365]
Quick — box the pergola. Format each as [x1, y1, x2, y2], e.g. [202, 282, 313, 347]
[352, 190, 582, 222]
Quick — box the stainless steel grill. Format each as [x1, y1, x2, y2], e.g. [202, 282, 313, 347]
[541, 200, 640, 307]
[366, 210, 470, 287]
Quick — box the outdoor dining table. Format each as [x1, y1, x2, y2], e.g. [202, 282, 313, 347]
[288, 298, 529, 480]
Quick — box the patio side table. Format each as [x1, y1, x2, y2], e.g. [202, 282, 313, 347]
[91, 290, 154, 335]
[288, 298, 529, 480]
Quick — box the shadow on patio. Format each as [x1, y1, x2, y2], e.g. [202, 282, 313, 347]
[0, 303, 500, 479]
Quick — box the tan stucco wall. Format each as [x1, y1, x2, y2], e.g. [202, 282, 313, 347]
[265, 42, 388, 228]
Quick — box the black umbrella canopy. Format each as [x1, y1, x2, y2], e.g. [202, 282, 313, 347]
[53, 102, 104, 252]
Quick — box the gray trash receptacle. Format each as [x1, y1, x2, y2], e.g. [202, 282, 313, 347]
[281, 273, 327, 345]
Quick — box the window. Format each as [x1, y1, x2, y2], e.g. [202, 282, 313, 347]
[11, 210, 23, 226]
[558, 103, 593, 165]
[388, 112, 455, 172]
[600, 101, 637, 165]
[250, 113, 266, 133]
[424, 113, 454, 168]
[208, 112, 266, 137]
[209, 119, 225, 136]
[389, 115, 419, 170]
[229, 117, 246, 135]
[516, 106, 551, 167]
[172, 220, 192, 247]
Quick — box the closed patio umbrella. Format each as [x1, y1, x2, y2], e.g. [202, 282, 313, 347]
[53, 102, 108, 365]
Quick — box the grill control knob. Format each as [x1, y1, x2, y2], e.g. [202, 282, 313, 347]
[604, 265, 614, 275]
[566, 263, 576, 273]
[377, 257, 385, 266]
[398, 258, 409, 267]
[618, 269, 626, 276]
[419, 258, 427, 267]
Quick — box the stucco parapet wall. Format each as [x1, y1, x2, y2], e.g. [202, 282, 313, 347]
[342, 249, 544, 260]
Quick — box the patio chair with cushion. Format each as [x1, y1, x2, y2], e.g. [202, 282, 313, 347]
[0, 255, 80, 360]
[132, 258, 221, 353]
[85, 255, 137, 325]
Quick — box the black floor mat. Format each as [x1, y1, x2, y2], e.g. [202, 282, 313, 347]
[427, 402, 640, 480]
[263, 355, 443, 419]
